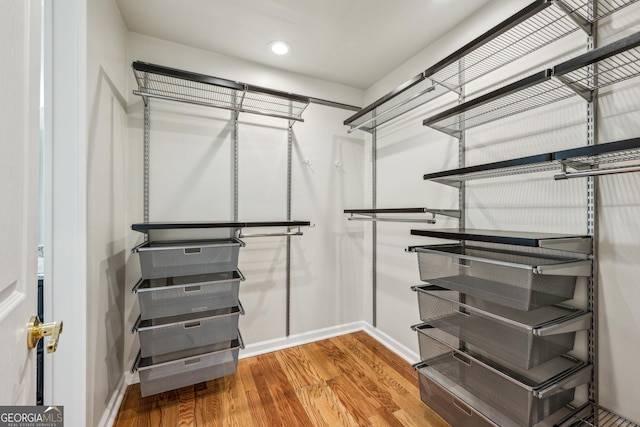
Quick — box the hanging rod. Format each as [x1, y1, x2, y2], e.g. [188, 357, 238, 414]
[237, 222, 314, 238]
[555, 163, 640, 180]
[344, 207, 460, 223]
[349, 217, 436, 224]
[238, 230, 304, 238]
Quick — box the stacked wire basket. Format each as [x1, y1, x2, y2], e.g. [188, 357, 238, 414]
[131, 232, 245, 397]
[411, 243, 593, 427]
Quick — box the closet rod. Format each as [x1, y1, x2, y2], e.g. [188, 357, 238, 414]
[307, 97, 361, 112]
[348, 217, 436, 224]
[555, 164, 640, 180]
[238, 231, 304, 238]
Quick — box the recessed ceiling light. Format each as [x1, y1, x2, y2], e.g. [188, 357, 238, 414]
[269, 41, 291, 55]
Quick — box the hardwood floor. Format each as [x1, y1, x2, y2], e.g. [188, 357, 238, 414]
[113, 331, 450, 427]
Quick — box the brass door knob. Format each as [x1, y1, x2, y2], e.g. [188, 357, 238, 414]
[27, 316, 63, 353]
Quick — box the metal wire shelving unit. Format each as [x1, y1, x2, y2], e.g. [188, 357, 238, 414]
[132, 61, 310, 122]
[423, 31, 640, 137]
[343, 0, 640, 134]
[344, 0, 582, 133]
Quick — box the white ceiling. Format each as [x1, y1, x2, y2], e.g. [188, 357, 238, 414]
[115, 0, 493, 90]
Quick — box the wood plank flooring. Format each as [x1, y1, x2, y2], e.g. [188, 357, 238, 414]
[113, 331, 450, 427]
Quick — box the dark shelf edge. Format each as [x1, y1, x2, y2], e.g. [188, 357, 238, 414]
[423, 153, 552, 180]
[133, 61, 310, 104]
[553, 137, 640, 160]
[410, 228, 590, 247]
[344, 208, 429, 214]
[553, 30, 640, 77]
[132, 221, 311, 232]
[423, 137, 640, 181]
[423, 0, 551, 78]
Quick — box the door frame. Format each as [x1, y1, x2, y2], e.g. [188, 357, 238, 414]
[42, 0, 88, 425]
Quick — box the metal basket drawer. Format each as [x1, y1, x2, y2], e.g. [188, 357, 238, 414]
[133, 238, 243, 279]
[418, 369, 496, 427]
[413, 285, 591, 369]
[133, 270, 244, 320]
[133, 334, 243, 397]
[415, 325, 591, 427]
[413, 244, 591, 311]
[133, 303, 244, 358]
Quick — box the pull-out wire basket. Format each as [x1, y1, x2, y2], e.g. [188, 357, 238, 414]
[413, 244, 591, 310]
[414, 285, 591, 369]
[415, 325, 591, 427]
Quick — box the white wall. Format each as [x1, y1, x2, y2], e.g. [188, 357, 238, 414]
[86, 0, 128, 426]
[124, 34, 367, 371]
[367, 0, 640, 423]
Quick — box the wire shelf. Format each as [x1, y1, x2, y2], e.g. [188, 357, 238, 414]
[132, 62, 309, 122]
[555, 402, 640, 427]
[344, 0, 583, 132]
[424, 31, 640, 137]
[423, 70, 577, 138]
[559, 0, 640, 22]
[423, 138, 640, 185]
[345, 0, 640, 133]
[554, 31, 640, 99]
[429, 3, 579, 90]
[344, 76, 451, 133]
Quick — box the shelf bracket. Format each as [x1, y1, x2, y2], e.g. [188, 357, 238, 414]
[430, 78, 461, 95]
[554, 75, 593, 102]
[431, 125, 462, 139]
[553, 1, 593, 36]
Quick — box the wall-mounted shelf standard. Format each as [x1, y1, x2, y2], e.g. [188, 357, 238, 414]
[344, 207, 460, 224]
[554, 401, 640, 427]
[410, 228, 592, 254]
[423, 31, 640, 137]
[422, 137, 640, 186]
[132, 61, 310, 122]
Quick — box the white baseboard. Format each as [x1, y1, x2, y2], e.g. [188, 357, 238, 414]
[362, 323, 420, 364]
[96, 373, 127, 427]
[240, 321, 368, 358]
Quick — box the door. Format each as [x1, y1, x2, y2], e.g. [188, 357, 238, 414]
[0, 0, 42, 404]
